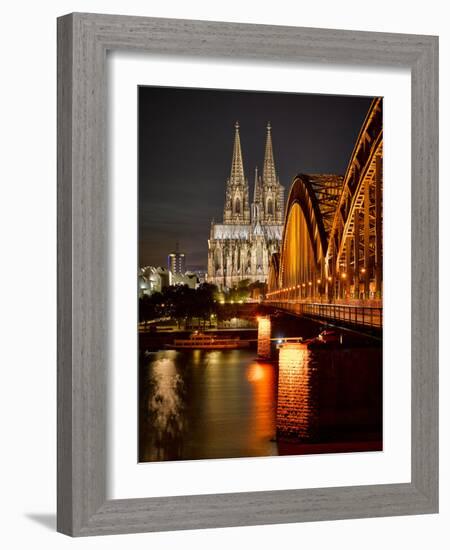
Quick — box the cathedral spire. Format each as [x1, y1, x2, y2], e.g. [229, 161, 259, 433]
[263, 121, 277, 186]
[230, 121, 245, 186]
[253, 166, 260, 202]
[223, 121, 250, 224]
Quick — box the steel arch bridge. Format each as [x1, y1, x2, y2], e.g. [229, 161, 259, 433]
[266, 98, 383, 326]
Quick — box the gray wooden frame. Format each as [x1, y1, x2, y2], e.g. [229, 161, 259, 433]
[57, 12, 438, 537]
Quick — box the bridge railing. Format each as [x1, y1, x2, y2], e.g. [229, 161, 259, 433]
[267, 300, 382, 328]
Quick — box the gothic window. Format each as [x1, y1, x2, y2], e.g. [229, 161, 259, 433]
[257, 243, 263, 268]
[215, 248, 222, 270]
[234, 197, 241, 215]
[267, 198, 273, 216]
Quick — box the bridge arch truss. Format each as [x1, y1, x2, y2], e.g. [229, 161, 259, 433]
[267, 98, 383, 306]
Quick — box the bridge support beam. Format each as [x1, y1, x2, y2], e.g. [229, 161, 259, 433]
[375, 154, 383, 297]
[346, 236, 352, 298]
[364, 179, 371, 298]
[354, 209, 360, 298]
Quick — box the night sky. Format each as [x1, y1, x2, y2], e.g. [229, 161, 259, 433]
[139, 86, 373, 271]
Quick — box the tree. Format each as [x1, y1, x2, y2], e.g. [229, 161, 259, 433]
[139, 291, 164, 324]
[228, 279, 251, 302]
[139, 282, 220, 330]
[195, 283, 218, 328]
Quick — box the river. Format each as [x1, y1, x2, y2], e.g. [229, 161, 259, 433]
[139, 343, 382, 462]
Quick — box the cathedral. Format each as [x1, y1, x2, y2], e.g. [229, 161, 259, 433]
[207, 121, 285, 289]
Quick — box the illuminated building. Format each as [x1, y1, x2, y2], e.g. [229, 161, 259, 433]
[138, 266, 170, 297]
[207, 121, 285, 289]
[167, 245, 186, 275]
[170, 271, 198, 289]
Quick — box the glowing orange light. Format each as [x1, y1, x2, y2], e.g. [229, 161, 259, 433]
[277, 343, 312, 439]
[308, 281, 312, 286]
[361, 267, 366, 274]
[317, 279, 321, 284]
[279, 346, 302, 369]
[341, 272, 347, 279]
[257, 317, 272, 358]
[302, 283, 306, 288]
[246, 362, 266, 382]
[327, 276, 332, 282]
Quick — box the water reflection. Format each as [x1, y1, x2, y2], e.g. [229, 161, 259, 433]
[246, 361, 277, 455]
[140, 351, 186, 461]
[139, 345, 382, 462]
[139, 349, 277, 461]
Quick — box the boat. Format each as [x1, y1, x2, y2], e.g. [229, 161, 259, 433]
[167, 332, 250, 350]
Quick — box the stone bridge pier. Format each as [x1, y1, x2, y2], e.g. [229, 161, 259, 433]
[276, 342, 317, 441]
[257, 316, 271, 358]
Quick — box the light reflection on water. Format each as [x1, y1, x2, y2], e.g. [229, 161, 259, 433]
[141, 352, 186, 461]
[139, 349, 277, 462]
[139, 346, 382, 462]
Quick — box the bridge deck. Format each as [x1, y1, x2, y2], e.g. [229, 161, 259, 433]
[266, 301, 382, 329]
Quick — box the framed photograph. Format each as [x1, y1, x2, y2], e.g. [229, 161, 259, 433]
[57, 13, 438, 536]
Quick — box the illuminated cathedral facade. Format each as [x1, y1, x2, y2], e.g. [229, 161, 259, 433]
[207, 121, 284, 289]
